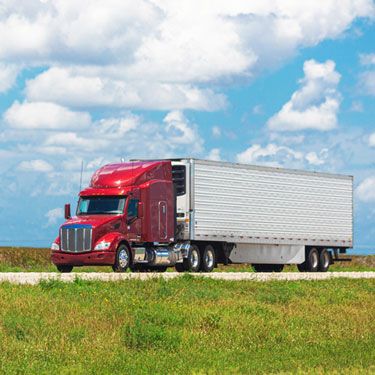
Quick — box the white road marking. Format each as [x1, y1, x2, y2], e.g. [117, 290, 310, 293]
[0, 272, 374, 285]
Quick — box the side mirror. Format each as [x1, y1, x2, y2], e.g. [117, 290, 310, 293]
[138, 201, 144, 218]
[64, 203, 71, 219]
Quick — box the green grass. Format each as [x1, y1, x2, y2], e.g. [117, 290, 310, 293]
[0, 247, 374, 272]
[0, 277, 374, 374]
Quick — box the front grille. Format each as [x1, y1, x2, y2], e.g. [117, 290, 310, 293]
[60, 225, 92, 252]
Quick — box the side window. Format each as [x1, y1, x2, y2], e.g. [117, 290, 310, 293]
[127, 199, 139, 219]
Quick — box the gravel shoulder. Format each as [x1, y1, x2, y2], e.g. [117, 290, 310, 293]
[0, 271, 374, 285]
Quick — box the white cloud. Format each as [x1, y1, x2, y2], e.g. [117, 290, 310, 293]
[207, 148, 221, 161]
[0, 63, 19, 92]
[0, 1, 372, 110]
[356, 177, 375, 202]
[268, 60, 341, 131]
[236, 143, 304, 167]
[369, 133, 375, 147]
[164, 111, 203, 152]
[359, 53, 375, 65]
[350, 101, 364, 112]
[305, 149, 328, 165]
[4, 101, 91, 130]
[359, 71, 375, 96]
[45, 207, 63, 226]
[25, 67, 227, 111]
[17, 159, 53, 173]
[212, 126, 221, 137]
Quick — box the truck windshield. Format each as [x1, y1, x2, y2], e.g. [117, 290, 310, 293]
[77, 196, 126, 215]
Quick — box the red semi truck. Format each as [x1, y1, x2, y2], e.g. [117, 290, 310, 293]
[51, 159, 353, 273]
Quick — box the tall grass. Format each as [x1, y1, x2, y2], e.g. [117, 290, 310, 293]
[0, 277, 374, 374]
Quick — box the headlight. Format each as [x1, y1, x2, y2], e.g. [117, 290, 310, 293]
[51, 242, 60, 251]
[94, 241, 111, 251]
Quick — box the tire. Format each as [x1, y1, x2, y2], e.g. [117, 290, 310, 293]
[112, 245, 131, 272]
[56, 265, 73, 273]
[318, 248, 330, 272]
[298, 247, 319, 272]
[200, 245, 216, 272]
[252, 264, 284, 272]
[174, 245, 201, 272]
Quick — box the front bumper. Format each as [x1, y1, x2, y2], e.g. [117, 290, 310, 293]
[51, 250, 115, 266]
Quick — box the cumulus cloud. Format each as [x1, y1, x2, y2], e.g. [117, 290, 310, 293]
[236, 143, 304, 167]
[207, 148, 221, 161]
[237, 143, 330, 168]
[4, 101, 91, 130]
[25, 67, 227, 111]
[0, 63, 19, 93]
[359, 71, 375, 96]
[359, 53, 375, 65]
[356, 177, 375, 202]
[268, 60, 341, 132]
[0, 0, 372, 110]
[305, 149, 328, 166]
[45, 207, 63, 226]
[164, 111, 203, 152]
[369, 133, 375, 147]
[17, 159, 53, 173]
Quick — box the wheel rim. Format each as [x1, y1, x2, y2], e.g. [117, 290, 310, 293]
[323, 251, 329, 268]
[118, 249, 129, 268]
[191, 249, 199, 269]
[311, 251, 318, 269]
[205, 249, 214, 269]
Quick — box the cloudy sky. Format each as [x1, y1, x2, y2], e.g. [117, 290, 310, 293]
[0, 0, 375, 253]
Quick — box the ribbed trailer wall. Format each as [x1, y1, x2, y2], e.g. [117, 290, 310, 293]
[190, 160, 353, 248]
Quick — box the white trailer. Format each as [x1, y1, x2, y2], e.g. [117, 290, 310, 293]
[172, 158, 353, 272]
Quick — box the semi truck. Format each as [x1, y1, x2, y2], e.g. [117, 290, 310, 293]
[51, 158, 353, 273]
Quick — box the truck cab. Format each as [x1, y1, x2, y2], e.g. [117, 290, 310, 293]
[51, 160, 180, 272]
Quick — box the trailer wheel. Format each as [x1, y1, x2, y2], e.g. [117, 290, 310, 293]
[112, 245, 130, 272]
[318, 248, 330, 272]
[298, 247, 319, 272]
[200, 245, 216, 272]
[56, 265, 73, 273]
[252, 264, 284, 272]
[174, 245, 201, 272]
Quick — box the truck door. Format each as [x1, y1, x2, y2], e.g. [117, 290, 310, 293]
[159, 201, 167, 240]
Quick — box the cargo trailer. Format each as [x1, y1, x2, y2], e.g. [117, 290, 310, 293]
[51, 158, 353, 273]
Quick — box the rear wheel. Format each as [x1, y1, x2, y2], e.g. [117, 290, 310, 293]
[56, 265, 73, 273]
[200, 245, 216, 272]
[174, 245, 201, 272]
[298, 247, 319, 272]
[252, 264, 284, 272]
[318, 248, 330, 272]
[112, 245, 130, 272]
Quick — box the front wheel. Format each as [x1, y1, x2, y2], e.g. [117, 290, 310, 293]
[112, 245, 131, 273]
[56, 265, 73, 273]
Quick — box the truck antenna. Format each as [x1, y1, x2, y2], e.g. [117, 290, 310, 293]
[79, 160, 84, 192]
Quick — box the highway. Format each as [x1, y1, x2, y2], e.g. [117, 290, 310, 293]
[0, 272, 374, 284]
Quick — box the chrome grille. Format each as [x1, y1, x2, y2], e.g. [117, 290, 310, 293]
[60, 225, 92, 252]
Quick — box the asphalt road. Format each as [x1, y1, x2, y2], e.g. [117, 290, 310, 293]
[0, 272, 374, 284]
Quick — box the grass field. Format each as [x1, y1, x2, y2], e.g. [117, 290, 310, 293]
[0, 276, 374, 374]
[0, 247, 374, 272]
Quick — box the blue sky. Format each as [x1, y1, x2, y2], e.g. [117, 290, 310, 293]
[0, 1, 375, 254]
